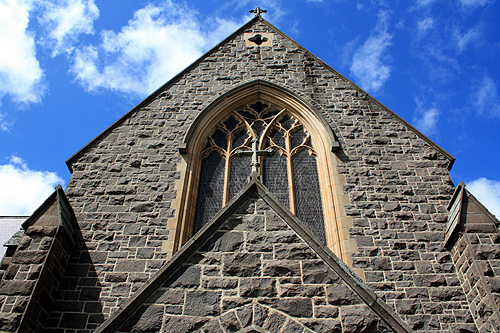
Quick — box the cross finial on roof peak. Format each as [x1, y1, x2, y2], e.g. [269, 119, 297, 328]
[250, 7, 267, 17]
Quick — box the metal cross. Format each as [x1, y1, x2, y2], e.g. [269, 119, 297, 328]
[250, 7, 267, 17]
[236, 138, 274, 178]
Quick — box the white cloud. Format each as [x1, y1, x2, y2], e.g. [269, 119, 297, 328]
[0, 156, 64, 216]
[459, 0, 490, 8]
[473, 75, 500, 116]
[0, 112, 12, 132]
[0, 0, 44, 105]
[350, 11, 392, 92]
[71, 2, 243, 96]
[38, 0, 99, 55]
[414, 106, 439, 136]
[454, 26, 481, 53]
[467, 178, 500, 219]
[417, 17, 434, 35]
[416, 0, 436, 6]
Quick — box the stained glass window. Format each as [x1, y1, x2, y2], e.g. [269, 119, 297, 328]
[193, 101, 327, 244]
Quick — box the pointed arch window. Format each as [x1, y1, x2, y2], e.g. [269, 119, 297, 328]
[193, 101, 326, 244]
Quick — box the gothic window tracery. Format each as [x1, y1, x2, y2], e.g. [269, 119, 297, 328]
[194, 101, 326, 244]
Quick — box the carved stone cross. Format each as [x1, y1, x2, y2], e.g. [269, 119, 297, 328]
[250, 7, 267, 17]
[236, 138, 274, 177]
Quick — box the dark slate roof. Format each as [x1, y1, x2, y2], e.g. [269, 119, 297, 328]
[445, 181, 500, 248]
[66, 16, 454, 172]
[95, 175, 413, 333]
[3, 229, 24, 247]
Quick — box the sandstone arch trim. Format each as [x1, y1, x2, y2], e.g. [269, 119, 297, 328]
[172, 80, 355, 265]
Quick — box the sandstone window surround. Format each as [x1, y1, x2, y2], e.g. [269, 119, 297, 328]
[171, 81, 356, 266]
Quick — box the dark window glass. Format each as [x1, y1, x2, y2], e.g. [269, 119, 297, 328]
[233, 129, 249, 149]
[263, 152, 289, 207]
[269, 128, 285, 149]
[250, 101, 267, 113]
[279, 115, 295, 131]
[193, 150, 225, 233]
[212, 129, 227, 149]
[228, 155, 251, 200]
[290, 127, 307, 150]
[252, 121, 265, 139]
[223, 116, 239, 132]
[292, 149, 327, 244]
[193, 104, 326, 244]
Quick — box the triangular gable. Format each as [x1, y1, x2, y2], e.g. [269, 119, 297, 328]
[66, 16, 454, 172]
[21, 185, 77, 245]
[0, 185, 78, 332]
[445, 181, 500, 248]
[96, 177, 412, 332]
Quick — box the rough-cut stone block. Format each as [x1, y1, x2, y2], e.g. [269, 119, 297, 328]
[223, 253, 261, 277]
[302, 260, 338, 284]
[265, 211, 288, 231]
[263, 310, 288, 331]
[12, 251, 47, 265]
[395, 299, 423, 315]
[162, 315, 209, 332]
[79, 287, 100, 301]
[429, 287, 466, 302]
[26, 226, 57, 237]
[115, 260, 146, 272]
[275, 244, 317, 260]
[262, 260, 300, 277]
[315, 305, 339, 318]
[326, 285, 359, 305]
[0, 313, 22, 331]
[202, 277, 238, 290]
[184, 291, 221, 316]
[259, 298, 313, 318]
[414, 274, 446, 287]
[219, 311, 241, 332]
[253, 303, 270, 327]
[279, 284, 325, 297]
[300, 318, 342, 332]
[60, 313, 89, 329]
[222, 215, 264, 232]
[0, 281, 35, 296]
[167, 265, 200, 288]
[105, 272, 128, 282]
[203, 232, 244, 252]
[240, 278, 277, 297]
[119, 305, 163, 332]
[236, 306, 253, 327]
[340, 305, 378, 333]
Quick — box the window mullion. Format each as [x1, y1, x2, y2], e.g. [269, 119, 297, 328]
[285, 131, 296, 215]
[222, 135, 232, 205]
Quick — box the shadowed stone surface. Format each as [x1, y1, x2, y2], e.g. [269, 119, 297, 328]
[113, 196, 394, 332]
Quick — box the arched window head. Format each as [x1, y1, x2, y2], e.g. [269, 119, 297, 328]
[193, 101, 326, 244]
[172, 81, 356, 267]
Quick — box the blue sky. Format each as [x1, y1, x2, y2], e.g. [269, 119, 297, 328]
[0, 0, 499, 219]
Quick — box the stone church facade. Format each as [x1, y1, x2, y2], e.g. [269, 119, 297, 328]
[1, 12, 499, 333]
